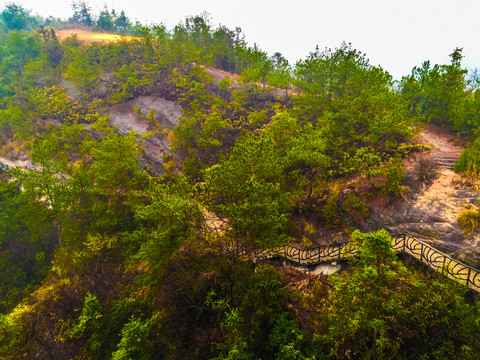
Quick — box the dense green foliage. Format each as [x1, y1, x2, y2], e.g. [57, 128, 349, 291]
[0, 3, 479, 359]
[324, 230, 480, 359]
[399, 48, 480, 176]
[0, 2, 40, 31]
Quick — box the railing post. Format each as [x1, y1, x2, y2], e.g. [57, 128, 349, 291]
[298, 250, 300, 265]
[403, 234, 406, 252]
[467, 268, 471, 286]
[420, 243, 424, 262]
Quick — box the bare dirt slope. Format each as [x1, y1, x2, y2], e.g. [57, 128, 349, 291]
[418, 123, 464, 157]
[204, 67, 240, 85]
[107, 96, 182, 175]
[371, 124, 480, 266]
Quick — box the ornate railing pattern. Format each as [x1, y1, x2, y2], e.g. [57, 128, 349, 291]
[254, 233, 480, 292]
[253, 241, 353, 265]
[391, 234, 480, 292]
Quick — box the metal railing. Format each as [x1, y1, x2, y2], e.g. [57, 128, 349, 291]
[254, 241, 355, 265]
[391, 234, 480, 292]
[254, 233, 480, 292]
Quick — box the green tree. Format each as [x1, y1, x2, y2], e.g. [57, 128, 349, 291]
[241, 45, 273, 90]
[128, 175, 202, 272]
[211, 25, 236, 72]
[327, 229, 480, 359]
[111, 315, 156, 360]
[454, 137, 480, 174]
[0, 2, 40, 31]
[267, 52, 292, 97]
[294, 42, 371, 102]
[71, 1, 94, 27]
[185, 13, 212, 50]
[11, 116, 150, 246]
[62, 47, 102, 92]
[400, 48, 468, 130]
[292, 43, 415, 196]
[0, 181, 56, 312]
[96, 5, 114, 32]
[37, 27, 64, 67]
[209, 265, 322, 359]
[0, 30, 41, 75]
[201, 134, 292, 250]
[114, 10, 130, 33]
[327, 229, 409, 358]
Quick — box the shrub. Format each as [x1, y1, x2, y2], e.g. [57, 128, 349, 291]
[457, 204, 480, 236]
[415, 156, 439, 185]
[454, 139, 480, 174]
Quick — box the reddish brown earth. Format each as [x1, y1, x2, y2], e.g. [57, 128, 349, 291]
[418, 123, 464, 156]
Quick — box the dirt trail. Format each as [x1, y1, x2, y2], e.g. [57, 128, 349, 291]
[418, 123, 464, 156]
[372, 124, 480, 266]
[414, 124, 467, 213]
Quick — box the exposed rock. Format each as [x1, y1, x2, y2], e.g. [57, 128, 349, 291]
[107, 96, 182, 175]
[368, 123, 480, 266]
[370, 168, 480, 267]
[310, 262, 343, 276]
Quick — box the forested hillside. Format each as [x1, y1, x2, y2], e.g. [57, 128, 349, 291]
[1, 3, 480, 359]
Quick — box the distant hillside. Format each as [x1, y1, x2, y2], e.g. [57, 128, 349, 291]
[1, 5, 480, 359]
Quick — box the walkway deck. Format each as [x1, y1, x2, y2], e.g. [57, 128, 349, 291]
[254, 234, 480, 292]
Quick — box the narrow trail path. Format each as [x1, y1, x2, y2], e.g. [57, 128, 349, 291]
[417, 124, 463, 169]
[256, 233, 480, 292]
[418, 123, 464, 156]
[372, 123, 480, 267]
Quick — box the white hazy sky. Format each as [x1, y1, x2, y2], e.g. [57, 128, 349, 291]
[4, 0, 480, 80]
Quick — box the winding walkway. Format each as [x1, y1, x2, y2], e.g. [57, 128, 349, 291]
[255, 233, 480, 292]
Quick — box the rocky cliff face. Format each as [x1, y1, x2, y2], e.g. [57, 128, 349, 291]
[107, 96, 182, 175]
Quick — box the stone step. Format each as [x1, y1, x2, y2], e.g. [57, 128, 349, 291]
[433, 158, 458, 162]
[430, 155, 458, 169]
[435, 161, 457, 166]
[431, 159, 459, 162]
[431, 155, 459, 159]
[431, 158, 458, 162]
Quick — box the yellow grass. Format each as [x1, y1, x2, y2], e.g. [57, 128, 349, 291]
[55, 29, 137, 44]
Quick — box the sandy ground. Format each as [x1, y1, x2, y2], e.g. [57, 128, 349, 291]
[415, 124, 465, 212]
[418, 123, 464, 156]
